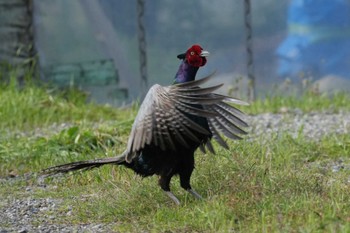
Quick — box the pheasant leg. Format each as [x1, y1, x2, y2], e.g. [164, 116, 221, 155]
[187, 189, 203, 199]
[164, 191, 181, 205]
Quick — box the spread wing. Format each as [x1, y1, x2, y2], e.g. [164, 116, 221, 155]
[125, 73, 248, 162]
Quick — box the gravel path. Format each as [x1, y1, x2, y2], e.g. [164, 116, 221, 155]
[0, 197, 111, 233]
[1, 111, 350, 232]
[248, 110, 350, 140]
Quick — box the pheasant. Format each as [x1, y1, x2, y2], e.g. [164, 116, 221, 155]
[43, 44, 248, 205]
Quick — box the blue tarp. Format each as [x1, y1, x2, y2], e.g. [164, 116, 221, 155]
[276, 0, 350, 79]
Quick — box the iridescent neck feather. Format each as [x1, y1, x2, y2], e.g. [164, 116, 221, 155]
[173, 60, 199, 84]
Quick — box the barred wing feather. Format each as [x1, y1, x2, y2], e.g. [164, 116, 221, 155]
[125, 73, 248, 162]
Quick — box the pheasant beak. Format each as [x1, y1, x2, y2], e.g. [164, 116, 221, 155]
[200, 50, 210, 57]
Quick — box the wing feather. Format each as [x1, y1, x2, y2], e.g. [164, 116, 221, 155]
[206, 105, 247, 135]
[205, 140, 215, 154]
[210, 117, 243, 140]
[175, 84, 224, 96]
[176, 95, 226, 105]
[174, 71, 216, 88]
[208, 119, 229, 149]
[212, 104, 248, 128]
[125, 74, 249, 162]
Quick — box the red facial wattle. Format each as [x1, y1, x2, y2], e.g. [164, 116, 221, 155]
[185, 45, 208, 67]
[187, 54, 207, 67]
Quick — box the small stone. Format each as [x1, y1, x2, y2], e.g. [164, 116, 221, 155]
[17, 229, 28, 233]
[279, 106, 289, 113]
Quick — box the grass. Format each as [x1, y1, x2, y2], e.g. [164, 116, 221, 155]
[241, 91, 350, 114]
[1, 76, 350, 232]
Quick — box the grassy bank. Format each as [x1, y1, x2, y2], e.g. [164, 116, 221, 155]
[0, 79, 350, 232]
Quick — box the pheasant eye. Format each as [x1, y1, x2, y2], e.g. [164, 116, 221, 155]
[190, 51, 195, 55]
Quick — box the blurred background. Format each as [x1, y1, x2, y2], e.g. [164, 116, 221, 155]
[1, 0, 350, 105]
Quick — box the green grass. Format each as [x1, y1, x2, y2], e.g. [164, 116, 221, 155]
[0, 77, 136, 131]
[241, 91, 350, 114]
[1, 77, 350, 232]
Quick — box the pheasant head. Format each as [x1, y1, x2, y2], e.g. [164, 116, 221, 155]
[174, 44, 210, 83]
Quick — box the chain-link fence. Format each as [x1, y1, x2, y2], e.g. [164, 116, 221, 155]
[1, 0, 350, 105]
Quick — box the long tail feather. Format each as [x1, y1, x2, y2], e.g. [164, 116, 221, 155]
[42, 154, 126, 175]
